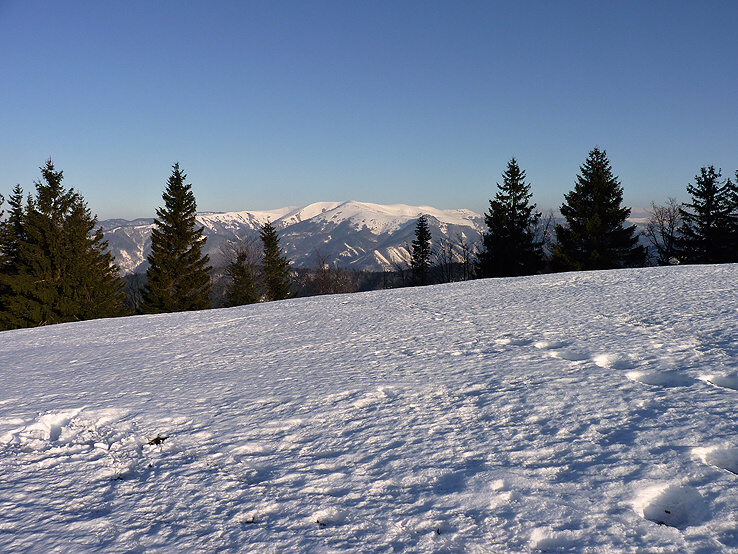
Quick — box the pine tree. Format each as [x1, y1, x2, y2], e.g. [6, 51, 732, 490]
[0, 185, 25, 272]
[142, 163, 212, 313]
[225, 239, 260, 307]
[0, 160, 123, 329]
[553, 147, 645, 271]
[676, 166, 737, 264]
[226, 251, 259, 306]
[411, 215, 432, 285]
[0, 193, 6, 269]
[733, 171, 738, 252]
[260, 221, 291, 301]
[478, 157, 542, 277]
[0, 194, 5, 310]
[0, 186, 25, 328]
[63, 197, 124, 320]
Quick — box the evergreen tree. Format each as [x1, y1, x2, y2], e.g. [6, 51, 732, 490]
[478, 158, 542, 277]
[0, 186, 25, 327]
[0, 194, 5, 302]
[411, 215, 432, 285]
[260, 221, 291, 301]
[676, 166, 737, 264]
[0, 193, 6, 268]
[142, 163, 212, 313]
[0, 160, 123, 329]
[553, 147, 645, 271]
[225, 245, 260, 306]
[0, 185, 25, 272]
[733, 170, 738, 251]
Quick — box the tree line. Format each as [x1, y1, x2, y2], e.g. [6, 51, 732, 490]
[406, 147, 737, 284]
[138, 163, 293, 314]
[0, 161, 292, 330]
[1, 148, 737, 330]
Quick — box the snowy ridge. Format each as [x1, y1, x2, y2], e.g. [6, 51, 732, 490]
[101, 200, 485, 274]
[198, 206, 298, 228]
[1, 264, 737, 551]
[300, 201, 481, 235]
[268, 201, 346, 226]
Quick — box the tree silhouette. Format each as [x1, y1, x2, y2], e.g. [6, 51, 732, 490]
[478, 157, 542, 277]
[142, 163, 211, 313]
[553, 147, 645, 270]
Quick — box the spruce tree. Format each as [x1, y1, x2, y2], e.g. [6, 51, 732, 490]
[553, 147, 645, 271]
[142, 163, 212, 313]
[0, 193, 6, 270]
[411, 215, 432, 285]
[733, 170, 738, 252]
[260, 221, 291, 301]
[0, 185, 25, 272]
[0, 186, 24, 328]
[225, 249, 260, 306]
[676, 166, 737, 264]
[0, 160, 123, 329]
[478, 157, 542, 277]
[64, 197, 124, 320]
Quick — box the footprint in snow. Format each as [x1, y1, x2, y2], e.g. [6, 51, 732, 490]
[352, 386, 400, 408]
[626, 370, 696, 387]
[549, 348, 589, 361]
[694, 446, 738, 474]
[494, 336, 534, 347]
[533, 340, 589, 361]
[593, 353, 634, 370]
[0, 409, 113, 448]
[534, 340, 570, 350]
[700, 372, 738, 391]
[634, 484, 708, 528]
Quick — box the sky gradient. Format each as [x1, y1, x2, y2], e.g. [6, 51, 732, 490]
[2, 1, 737, 220]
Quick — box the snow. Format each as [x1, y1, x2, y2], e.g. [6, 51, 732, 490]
[200, 200, 482, 236]
[307, 200, 481, 235]
[1, 264, 737, 552]
[274, 202, 347, 226]
[199, 206, 299, 226]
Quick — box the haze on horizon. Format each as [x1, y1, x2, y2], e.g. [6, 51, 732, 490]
[1, 1, 736, 220]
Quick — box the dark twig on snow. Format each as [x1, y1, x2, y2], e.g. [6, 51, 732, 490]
[147, 434, 168, 445]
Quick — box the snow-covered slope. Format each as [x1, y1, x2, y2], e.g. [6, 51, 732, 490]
[100, 201, 484, 274]
[2, 264, 737, 552]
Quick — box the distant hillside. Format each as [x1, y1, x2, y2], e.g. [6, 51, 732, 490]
[100, 201, 485, 275]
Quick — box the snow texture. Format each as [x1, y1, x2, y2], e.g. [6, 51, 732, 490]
[1, 264, 737, 552]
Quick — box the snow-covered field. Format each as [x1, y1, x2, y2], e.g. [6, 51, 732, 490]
[1, 265, 737, 552]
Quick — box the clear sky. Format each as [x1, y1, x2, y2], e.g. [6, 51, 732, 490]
[1, 1, 736, 220]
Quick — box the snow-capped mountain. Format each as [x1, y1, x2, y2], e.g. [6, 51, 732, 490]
[100, 201, 485, 275]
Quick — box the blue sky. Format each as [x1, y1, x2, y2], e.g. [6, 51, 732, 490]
[1, 1, 736, 220]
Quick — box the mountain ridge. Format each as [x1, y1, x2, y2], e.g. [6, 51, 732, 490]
[101, 200, 485, 275]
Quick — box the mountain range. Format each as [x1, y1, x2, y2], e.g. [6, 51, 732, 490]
[100, 201, 485, 275]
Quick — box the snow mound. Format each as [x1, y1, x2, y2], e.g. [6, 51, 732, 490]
[311, 506, 348, 527]
[19, 410, 80, 442]
[530, 527, 582, 551]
